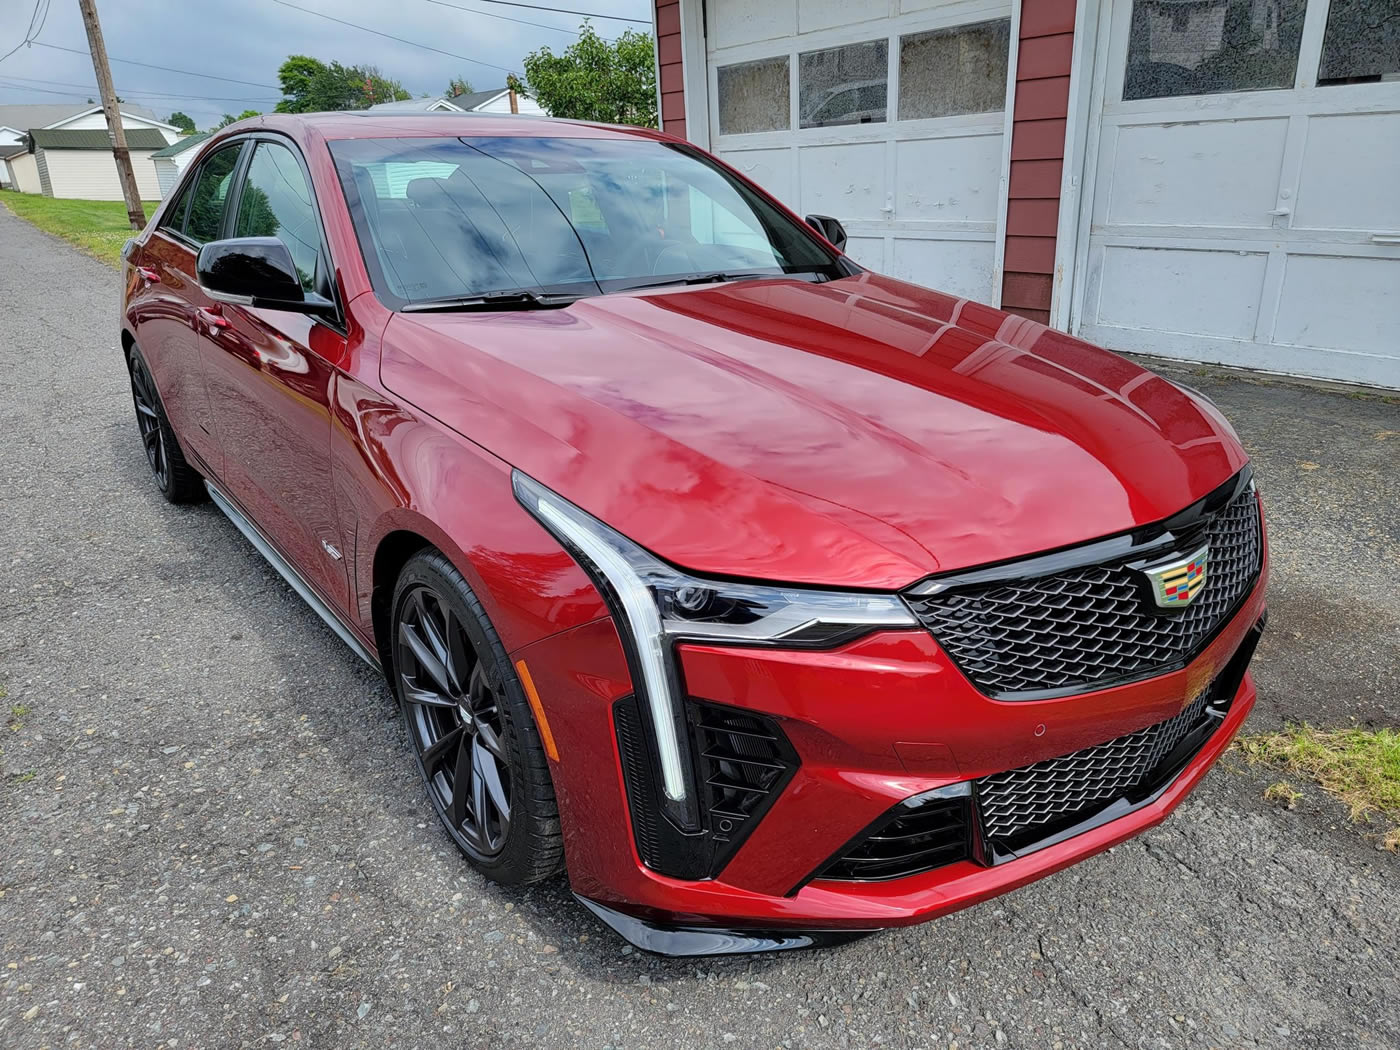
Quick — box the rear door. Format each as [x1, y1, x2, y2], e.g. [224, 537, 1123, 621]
[197, 135, 349, 609]
[130, 141, 246, 477]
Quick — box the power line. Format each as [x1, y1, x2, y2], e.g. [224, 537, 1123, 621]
[455, 0, 648, 23]
[0, 0, 50, 64]
[417, 0, 590, 37]
[0, 73, 278, 103]
[28, 42, 283, 89]
[269, 0, 520, 74]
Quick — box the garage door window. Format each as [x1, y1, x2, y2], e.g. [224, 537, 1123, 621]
[899, 19, 1011, 120]
[1123, 0, 1306, 100]
[1317, 0, 1400, 85]
[717, 57, 791, 135]
[799, 40, 888, 128]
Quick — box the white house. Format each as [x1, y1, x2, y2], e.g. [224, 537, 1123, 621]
[650, 0, 1400, 388]
[150, 132, 211, 198]
[0, 103, 180, 200]
[366, 87, 546, 117]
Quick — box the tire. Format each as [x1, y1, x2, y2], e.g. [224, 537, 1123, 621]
[390, 550, 563, 885]
[125, 343, 204, 504]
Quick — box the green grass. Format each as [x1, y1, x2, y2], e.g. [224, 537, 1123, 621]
[0, 190, 159, 268]
[1238, 726, 1400, 850]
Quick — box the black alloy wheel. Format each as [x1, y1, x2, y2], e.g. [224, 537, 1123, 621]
[125, 344, 204, 503]
[391, 551, 563, 883]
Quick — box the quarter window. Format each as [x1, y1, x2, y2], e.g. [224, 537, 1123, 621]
[1122, 0, 1306, 100]
[233, 141, 321, 293]
[183, 144, 243, 244]
[717, 56, 791, 135]
[799, 40, 888, 129]
[1317, 0, 1400, 85]
[899, 19, 1012, 119]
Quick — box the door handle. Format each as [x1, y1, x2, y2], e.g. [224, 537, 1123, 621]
[196, 304, 231, 331]
[137, 266, 161, 284]
[1371, 234, 1400, 245]
[1268, 207, 1291, 217]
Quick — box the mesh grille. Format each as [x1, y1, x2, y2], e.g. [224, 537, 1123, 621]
[977, 686, 1215, 844]
[907, 485, 1262, 695]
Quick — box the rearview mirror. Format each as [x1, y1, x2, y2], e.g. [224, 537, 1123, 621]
[197, 237, 335, 317]
[804, 214, 848, 252]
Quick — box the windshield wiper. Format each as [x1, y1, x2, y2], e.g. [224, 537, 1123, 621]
[615, 268, 834, 293]
[401, 289, 582, 312]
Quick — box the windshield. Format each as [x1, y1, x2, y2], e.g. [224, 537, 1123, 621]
[329, 136, 843, 307]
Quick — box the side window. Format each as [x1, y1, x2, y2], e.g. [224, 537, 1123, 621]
[184, 145, 244, 245]
[233, 141, 321, 293]
[161, 177, 195, 235]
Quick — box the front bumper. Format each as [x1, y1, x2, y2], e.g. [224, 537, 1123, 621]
[512, 571, 1267, 954]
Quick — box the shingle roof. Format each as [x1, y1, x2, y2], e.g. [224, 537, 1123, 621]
[0, 143, 27, 159]
[0, 102, 159, 133]
[28, 127, 170, 150]
[150, 131, 210, 159]
[448, 88, 509, 111]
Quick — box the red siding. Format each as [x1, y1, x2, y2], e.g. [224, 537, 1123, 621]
[1002, 0, 1077, 320]
[655, 0, 686, 137]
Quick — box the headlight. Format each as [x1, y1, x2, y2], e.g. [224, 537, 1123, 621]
[512, 471, 918, 822]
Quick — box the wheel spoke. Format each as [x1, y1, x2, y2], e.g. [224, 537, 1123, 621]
[474, 738, 510, 821]
[142, 426, 160, 451]
[398, 620, 454, 697]
[418, 603, 460, 694]
[135, 401, 158, 418]
[474, 719, 505, 760]
[421, 722, 466, 772]
[451, 729, 474, 830]
[400, 680, 457, 709]
[470, 749, 490, 836]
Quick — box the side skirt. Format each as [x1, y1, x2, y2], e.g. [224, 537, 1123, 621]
[205, 481, 382, 673]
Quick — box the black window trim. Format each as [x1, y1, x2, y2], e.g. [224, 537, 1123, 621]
[158, 139, 248, 250]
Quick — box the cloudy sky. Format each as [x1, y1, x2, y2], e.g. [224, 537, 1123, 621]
[0, 0, 652, 130]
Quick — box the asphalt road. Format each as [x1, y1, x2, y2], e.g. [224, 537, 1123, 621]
[1, 206, 1397, 1050]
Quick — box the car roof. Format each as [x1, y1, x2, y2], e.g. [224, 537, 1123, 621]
[220, 110, 675, 144]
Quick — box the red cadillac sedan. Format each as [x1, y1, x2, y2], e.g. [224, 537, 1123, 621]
[120, 112, 1268, 956]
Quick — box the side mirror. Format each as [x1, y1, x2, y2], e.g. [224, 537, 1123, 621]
[805, 214, 848, 252]
[197, 237, 335, 317]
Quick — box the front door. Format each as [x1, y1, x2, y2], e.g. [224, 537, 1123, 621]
[1074, 0, 1400, 386]
[198, 137, 349, 609]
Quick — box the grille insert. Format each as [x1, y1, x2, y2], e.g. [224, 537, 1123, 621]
[692, 702, 797, 864]
[907, 482, 1262, 697]
[819, 791, 971, 882]
[977, 685, 1217, 848]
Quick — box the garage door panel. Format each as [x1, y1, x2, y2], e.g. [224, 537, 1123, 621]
[719, 148, 797, 208]
[799, 141, 888, 221]
[1104, 119, 1288, 228]
[708, 0, 797, 50]
[895, 135, 1001, 222]
[844, 235, 887, 271]
[1293, 112, 1400, 232]
[798, 0, 889, 34]
[1094, 246, 1268, 339]
[1275, 254, 1400, 357]
[889, 237, 995, 301]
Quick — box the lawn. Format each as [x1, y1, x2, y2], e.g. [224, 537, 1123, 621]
[0, 190, 159, 268]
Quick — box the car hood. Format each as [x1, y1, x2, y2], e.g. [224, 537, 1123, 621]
[380, 272, 1248, 590]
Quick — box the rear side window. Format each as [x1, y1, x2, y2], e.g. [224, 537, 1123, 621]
[184, 145, 243, 245]
[233, 142, 321, 293]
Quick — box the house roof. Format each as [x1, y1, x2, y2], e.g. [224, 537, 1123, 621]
[365, 97, 463, 114]
[28, 127, 170, 151]
[448, 88, 510, 111]
[150, 131, 210, 159]
[0, 102, 159, 132]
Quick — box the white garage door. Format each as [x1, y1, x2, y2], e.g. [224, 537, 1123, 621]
[1075, 0, 1400, 387]
[703, 0, 1014, 304]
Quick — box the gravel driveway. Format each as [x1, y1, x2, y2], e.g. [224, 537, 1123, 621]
[1, 205, 1397, 1050]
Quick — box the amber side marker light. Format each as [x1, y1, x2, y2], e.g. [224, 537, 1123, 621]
[515, 659, 560, 761]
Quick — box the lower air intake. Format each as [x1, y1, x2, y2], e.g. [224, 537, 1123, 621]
[818, 789, 972, 882]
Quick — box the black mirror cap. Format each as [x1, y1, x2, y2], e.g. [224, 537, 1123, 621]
[197, 237, 335, 317]
[805, 214, 848, 253]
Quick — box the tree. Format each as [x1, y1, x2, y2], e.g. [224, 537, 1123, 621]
[275, 54, 411, 113]
[213, 110, 261, 130]
[518, 23, 657, 126]
[166, 111, 196, 134]
[445, 76, 474, 98]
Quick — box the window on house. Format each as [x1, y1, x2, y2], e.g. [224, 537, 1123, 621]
[1317, 0, 1400, 85]
[717, 57, 791, 135]
[799, 40, 888, 128]
[1122, 0, 1306, 100]
[899, 19, 1012, 119]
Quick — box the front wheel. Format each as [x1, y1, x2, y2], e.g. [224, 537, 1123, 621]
[390, 550, 564, 885]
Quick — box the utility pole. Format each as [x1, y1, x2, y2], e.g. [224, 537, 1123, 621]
[77, 0, 145, 230]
